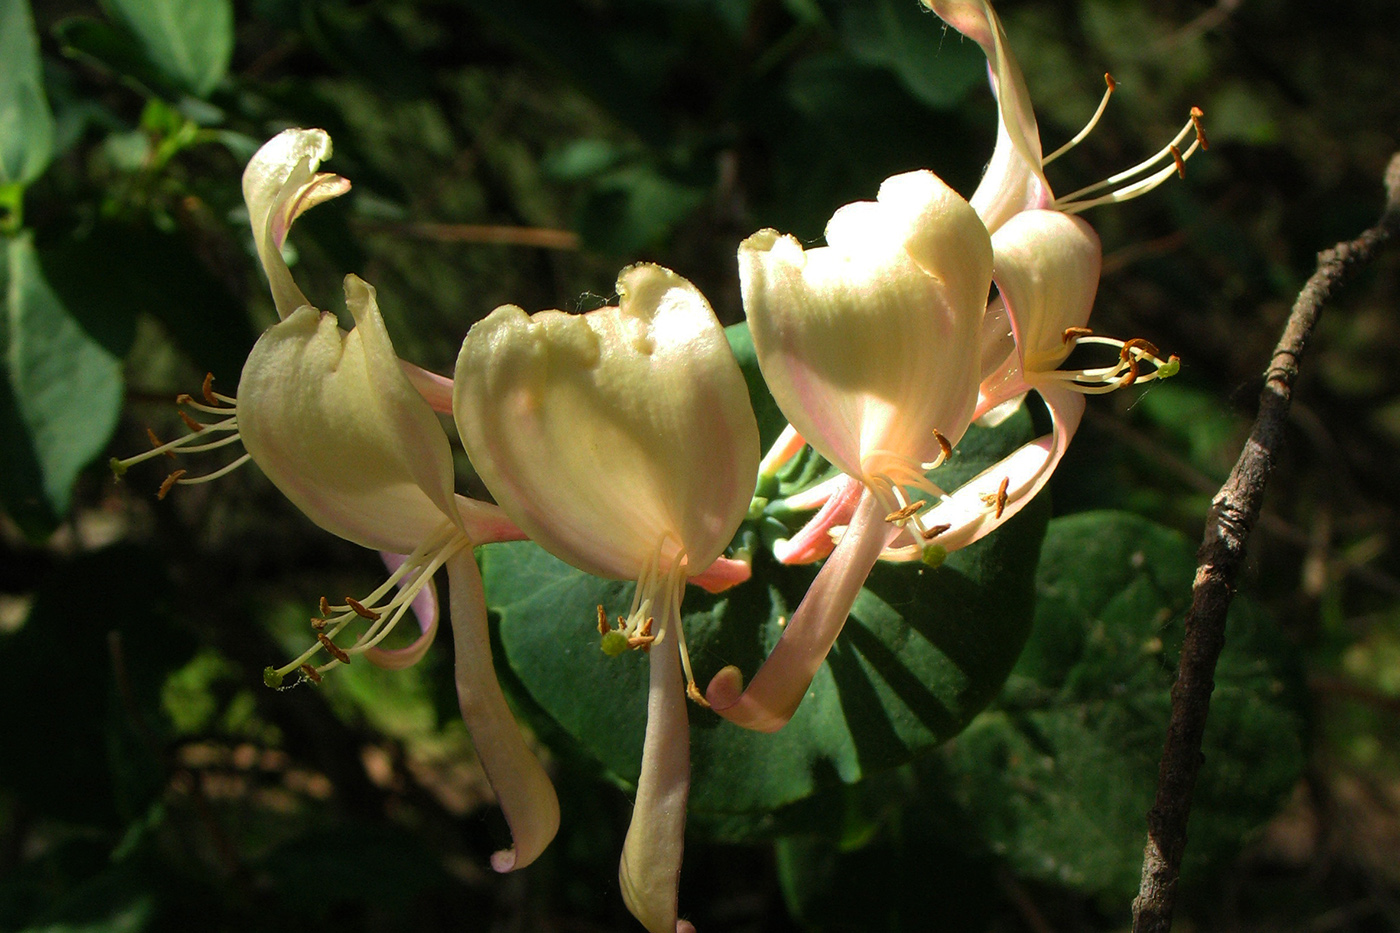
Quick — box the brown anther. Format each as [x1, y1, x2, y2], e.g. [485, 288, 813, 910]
[1170, 144, 1186, 179]
[637, 617, 654, 640]
[176, 393, 194, 405]
[933, 428, 953, 462]
[686, 681, 712, 708]
[627, 635, 656, 650]
[157, 469, 187, 500]
[1105, 73, 1117, 92]
[885, 501, 925, 524]
[1121, 337, 1162, 361]
[994, 477, 1009, 519]
[345, 597, 380, 621]
[299, 664, 323, 684]
[317, 632, 351, 664]
[319, 596, 332, 616]
[922, 523, 952, 540]
[201, 373, 217, 406]
[178, 410, 205, 433]
[147, 427, 177, 459]
[1190, 106, 1210, 150]
[1120, 356, 1141, 387]
[1063, 326, 1093, 344]
[597, 605, 610, 636]
[311, 617, 328, 631]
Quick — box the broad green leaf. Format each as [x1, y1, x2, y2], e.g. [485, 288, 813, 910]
[103, 0, 232, 98]
[2, 232, 123, 524]
[574, 163, 709, 254]
[0, 0, 55, 189]
[482, 388, 1048, 830]
[943, 511, 1306, 902]
[53, 16, 181, 101]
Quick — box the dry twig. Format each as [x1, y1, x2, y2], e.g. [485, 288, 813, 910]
[1131, 152, 1400, 933]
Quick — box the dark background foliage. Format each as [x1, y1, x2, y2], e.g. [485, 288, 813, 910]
[1, 0, 1398, 930]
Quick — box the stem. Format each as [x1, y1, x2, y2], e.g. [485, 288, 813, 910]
[1130, 152, 1400, 933]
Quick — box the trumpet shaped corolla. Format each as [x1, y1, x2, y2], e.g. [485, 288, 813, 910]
[454, 263, 760, 933]
[704, 170, 993, 733]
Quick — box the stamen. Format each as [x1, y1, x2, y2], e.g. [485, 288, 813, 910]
[158, 470, 187, 500]
[147, 428, 176, 459]
[923, 523, 951, 540]
[1063, 326, 1093, 344]
[1122, 337, 1162, 360]
[202, 373, 218, 406]
[317, 632, 351, 665]
[345, 597, 381, 621]
[885, 501, 926, 525]
[320, 596, 332, 617]
[995, 477, 1009, 518]
[1052, 108, 1206, 214]
[1043, 73, 1117, 166]
[311, 616, 328, 631]
[1170, 144, 1185, 179]
[169, 453, 253, 486]
[687, 681, 712, 708]
[933, 428, 952, 463]
[299, 664, 322, 684]
[178, 410, 206, 433]
[597, 604, 610, 636]
[1189, 107, 1209, 151]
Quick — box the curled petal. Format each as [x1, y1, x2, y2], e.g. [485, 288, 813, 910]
[991, 209, 1102, 376]
[619, 605, 691, 933]
[740, 171, 991, 482]
[242, 128, 350, 318]
[454, 264, 759, 580]
[921, 0, 1050, 232]
[448, 549, 560, 873]
[707, 490, 895, 732]
[772, 474, 863, 566]
[919, 385, 1085, 552]
[238, 275, 460, 553]
[363, 551, 440, 671]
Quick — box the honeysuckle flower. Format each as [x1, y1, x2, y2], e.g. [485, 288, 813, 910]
[711, 0, 1190, 733]
[112, 128, 559, 873]
[704, 169, 994, 733]
[453, 263, 760, 933]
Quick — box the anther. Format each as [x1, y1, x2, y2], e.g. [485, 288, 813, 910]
[1120, 356, 1140, 387]
[311, 617, 328, 631]
[202, 373, 218, 406]
[686, 682, 712, 708]
[1063, 326, 1094, 344]
[885, 501, 925, 525]
[1190, 107, 1209, 150]
[345, 597, 380, 621]
[178, 410, 205, 434]
[319, 596, 332, 616]
[1121, 337, 1162, 360]
[995, 477, 1009, 519]
[157, 470, 187, 500]
[1170, 145, 1186, 179]
[1105, 72, 1116, 92]
[299, 663, 323, 684]
[922, 523, 951, 540]
[933, 428, 952, 462]
[317, 632, 351, 665]
[597, 604, 610, 636]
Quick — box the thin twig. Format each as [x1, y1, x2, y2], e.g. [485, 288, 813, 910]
[1131, 152, 1400, 933]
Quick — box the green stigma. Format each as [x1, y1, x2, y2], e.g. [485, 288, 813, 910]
[263, 666, 284, 689]
[600, 630, 631, 657]
[921, 544, 947, 569]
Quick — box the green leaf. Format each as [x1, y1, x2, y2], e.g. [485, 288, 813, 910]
[482, 404, 1048, 832]
[837, 0, 987, 110]
[2, 232, 123, 527]
[574, 163, 709, 254]
[53, 17, 181, 101]
[0, 0, 55, 190]
[102, 0, 232, 98]
[942, 511, 1306, 903]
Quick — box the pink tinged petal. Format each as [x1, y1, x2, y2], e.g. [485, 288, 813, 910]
[740, 171, 992, 484]
[242, 128, 351, 319]
[619, 606, 691, 933]
[921, 0, 1051, 232]
[453, 494, 529, 545]
[707, 490, 895, 732]
[990, 209, 1102, 376]
[919, 384, 1085, 552]
[454, 264, 759, 581]
[771, 473, 863, 566]
[400, 360, 455, 414]
[237, 275, 461, 553]
[446, 549, 560, 872]
[363, 551, 439, 671]
[688, 555, 752, 594]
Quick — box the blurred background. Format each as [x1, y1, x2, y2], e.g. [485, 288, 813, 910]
[2, 0, 1399, 930]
